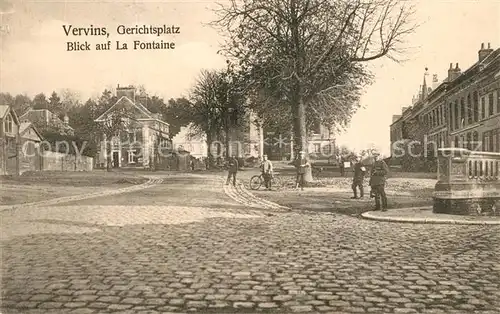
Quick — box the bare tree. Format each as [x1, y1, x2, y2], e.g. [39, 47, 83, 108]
[213, 0, 417, 181]
[187, 69, 246, 167]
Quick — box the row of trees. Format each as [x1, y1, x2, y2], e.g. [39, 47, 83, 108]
[2, 0, 417, 179]
[204, 0, 417, 179]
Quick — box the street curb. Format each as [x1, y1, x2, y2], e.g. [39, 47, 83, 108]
[0, 177, 163, 212]
[361, 207, 500, 225]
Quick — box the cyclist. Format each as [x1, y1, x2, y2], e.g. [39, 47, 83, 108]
[260, 154, 273, 190]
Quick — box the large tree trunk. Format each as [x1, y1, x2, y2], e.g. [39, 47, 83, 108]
[289, 0, 313, 182]
[206, 132, 213, 170]
[292, 94, 313, 182]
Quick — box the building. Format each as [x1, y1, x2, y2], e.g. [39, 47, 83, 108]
[171, 123, 207, 159]
[18, 122, 44, 173]
[20, 108, 74, 136]
[308, 121, 336, 160]
[263, 121, 336, 161]
[94, 85, 171, 168]
[390, 43, 500, 170]
[0, 105, 20, 175]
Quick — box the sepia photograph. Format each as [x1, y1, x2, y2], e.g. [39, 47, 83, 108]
[1, 0, 499, 313]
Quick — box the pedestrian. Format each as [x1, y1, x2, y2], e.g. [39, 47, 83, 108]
[260, 154, 273, 190]
[339, 155, 345, 177]
[369, 151, 389, 211]
[351, 155, 366, 199]
[226, 155, 239, 186]
[294, 151, 310, 191]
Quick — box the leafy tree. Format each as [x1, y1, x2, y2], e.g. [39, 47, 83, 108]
[32, 93, 49, 110]
[48, 91, 66, 117]
[164, 97, 193, 137]
[0, 93, 32, 116]
[12, 94, 32, 116]
[67, 98, 100, 157]
[187, 69, 247, 165]
[60, 88, 82, 108]
[213, 0, 417, 181]
[0, 93, 14, 106]
[98, 89, 116, 113]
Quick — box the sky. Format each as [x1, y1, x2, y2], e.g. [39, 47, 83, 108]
[1, 0, 499, 156]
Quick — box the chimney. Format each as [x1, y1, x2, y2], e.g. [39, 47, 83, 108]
[448, 63, 461, 82]
[447, 63, 454, 81]
[392, 114, 402, 123]
[116, 85, 136, 102]
[478, 42, 494, 62]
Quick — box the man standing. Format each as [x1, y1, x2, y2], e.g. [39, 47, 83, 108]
[226, 155, 239, 186]
[351, 155, 366, 199]
[260, 154, 273, 190]
[339, 155, 345, 177]
[294, 151, 310, 191]
[369, 151, 389, 211]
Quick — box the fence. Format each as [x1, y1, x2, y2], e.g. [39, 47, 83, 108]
[41, 151, 93, 172]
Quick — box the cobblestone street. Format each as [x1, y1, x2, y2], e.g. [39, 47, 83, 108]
[1, 173, 500, 314]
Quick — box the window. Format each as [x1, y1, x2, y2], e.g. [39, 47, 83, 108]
[454, 136, 459, 148]
[467, 94, 472, 124]
[322, 143, 333, 155]
[128, 150, 135, 163]
[472, 131, 479, 151]
[313, 143, 321, 153]
[454, 100, 459, 129]
[497, 91, 500, 113]
[4, 113, 13, 133]
[128, 131, 136, 143]
[449, 103, 454, 130]
[483, 131, 490, 152]
[489, 93, 494, 116]
[492, 129, 499, 152]
[466, 132, 472, 150]
[481, 97, 486, 119]
[311, 120, 321, 134]
[473, 91, 479, 122]
[460, 98, 465, 127]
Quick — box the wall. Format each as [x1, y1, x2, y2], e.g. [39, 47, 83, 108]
[41, 151, 93, 171]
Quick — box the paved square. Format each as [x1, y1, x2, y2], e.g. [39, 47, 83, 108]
[1, 174, 499, 313]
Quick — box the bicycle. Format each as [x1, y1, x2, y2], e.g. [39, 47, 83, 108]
[249, 172, 282, 190]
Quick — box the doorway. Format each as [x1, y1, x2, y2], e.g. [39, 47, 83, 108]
[112, 152, 120, 168]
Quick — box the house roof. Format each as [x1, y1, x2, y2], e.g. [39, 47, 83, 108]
[20, 108, 52, 122]
[20, 108, 74, 130]
[95, 96, 154, 121]
[95, 95, 169, 127]
[0, 105, 20, 124]
[0, 105, 9, 118]
[19, 122, 43, 140]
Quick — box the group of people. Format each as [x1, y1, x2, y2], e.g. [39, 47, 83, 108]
[225, 151, 310, 191]
[225, 151, 389, 211]
[350, 152, 389, 211]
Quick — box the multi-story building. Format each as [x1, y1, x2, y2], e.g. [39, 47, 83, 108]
[94, 85, 171, 168]
[390, 42, 500, 170]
